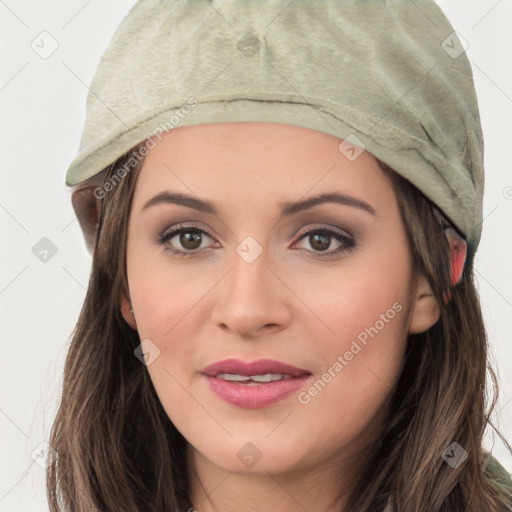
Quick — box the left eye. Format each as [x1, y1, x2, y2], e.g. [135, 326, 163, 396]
[293, 228, 355, 256]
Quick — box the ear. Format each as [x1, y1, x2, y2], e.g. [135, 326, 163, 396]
[408, 272, 441, 334]
[120, 292, 138, 330]
[442, 228, 467, 303]
[446, 228, 467, 287]
[71, 186, 102, 255]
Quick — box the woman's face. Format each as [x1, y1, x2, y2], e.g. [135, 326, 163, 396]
[124, 122, 437, 481]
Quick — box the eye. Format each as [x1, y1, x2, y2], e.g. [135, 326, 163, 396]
[157, 224, 356, 258]
[293, 227, 356, 257]
[158, 224, 217, 256]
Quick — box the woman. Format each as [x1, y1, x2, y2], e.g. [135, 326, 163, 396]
[48, 1, 512, 510]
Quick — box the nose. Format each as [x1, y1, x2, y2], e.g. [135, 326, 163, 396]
[210, 245, 292, 339]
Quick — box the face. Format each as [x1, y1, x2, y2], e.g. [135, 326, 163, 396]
[123, 122, 436, 481]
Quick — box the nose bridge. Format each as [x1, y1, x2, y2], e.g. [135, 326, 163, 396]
[227, 238, 273, 308]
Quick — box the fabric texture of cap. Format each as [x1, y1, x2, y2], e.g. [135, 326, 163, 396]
[65, 0, 485, 268]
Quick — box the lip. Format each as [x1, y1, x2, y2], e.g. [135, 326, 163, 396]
[201, 358, 311, 377]
[201, 358, 313, 409]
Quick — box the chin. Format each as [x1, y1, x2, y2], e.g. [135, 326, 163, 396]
[194, 437, 307, 475]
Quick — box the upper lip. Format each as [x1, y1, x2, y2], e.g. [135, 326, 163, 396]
[202, 358, 311, 377]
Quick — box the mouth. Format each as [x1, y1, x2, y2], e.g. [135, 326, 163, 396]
[213, 373, 299, 384]
[201, 358, 313, 408]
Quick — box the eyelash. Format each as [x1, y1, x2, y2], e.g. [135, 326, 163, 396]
[157, 223, 356, 259]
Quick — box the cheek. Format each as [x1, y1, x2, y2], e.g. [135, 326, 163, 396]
[295, 242, 412, 356]
[126, 254, 206, 428]
[127, 245, 218, 340]
[299, 276, 408, 410]
[291, 241, 412, 415]
[289, 279, 409, 463]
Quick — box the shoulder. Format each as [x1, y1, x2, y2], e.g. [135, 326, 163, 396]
[484, 454, 512, 494]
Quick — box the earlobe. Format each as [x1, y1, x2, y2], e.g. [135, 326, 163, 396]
[71, 186, 102, 254]
[408, 273, 440, 334]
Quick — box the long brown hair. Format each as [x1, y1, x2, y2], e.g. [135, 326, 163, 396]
[47, 146, 512, 511]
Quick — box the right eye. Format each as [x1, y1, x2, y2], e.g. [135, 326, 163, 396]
[158, 224, 218, 257]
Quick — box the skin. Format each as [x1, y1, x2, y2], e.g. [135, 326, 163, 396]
[119, 122, 440, 512]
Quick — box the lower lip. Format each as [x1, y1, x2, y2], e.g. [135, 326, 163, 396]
[203, 374, 312, 408]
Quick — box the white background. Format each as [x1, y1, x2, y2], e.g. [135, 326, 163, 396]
[0, 1, 511, 510]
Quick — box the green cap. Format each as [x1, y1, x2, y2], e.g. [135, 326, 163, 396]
[65, 0, 484, 267]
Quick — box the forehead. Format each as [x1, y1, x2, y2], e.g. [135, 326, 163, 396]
[132, 122, 395, 214]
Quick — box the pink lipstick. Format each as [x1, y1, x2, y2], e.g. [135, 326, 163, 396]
[202, 358, 312, 408]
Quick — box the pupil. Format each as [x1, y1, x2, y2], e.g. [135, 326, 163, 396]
[311, 233, 330, 251]
[181, 231, 201, 250]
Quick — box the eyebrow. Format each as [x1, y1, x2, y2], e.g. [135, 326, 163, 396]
[141, 191, 377, 218]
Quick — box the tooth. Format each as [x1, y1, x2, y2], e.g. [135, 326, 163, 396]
[273, 374, 292, 381]
[252, 373, 290, 382]
[217, 373, 252, 382]
[215, 373, 295, 383]
[250, 374, 274, 383]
